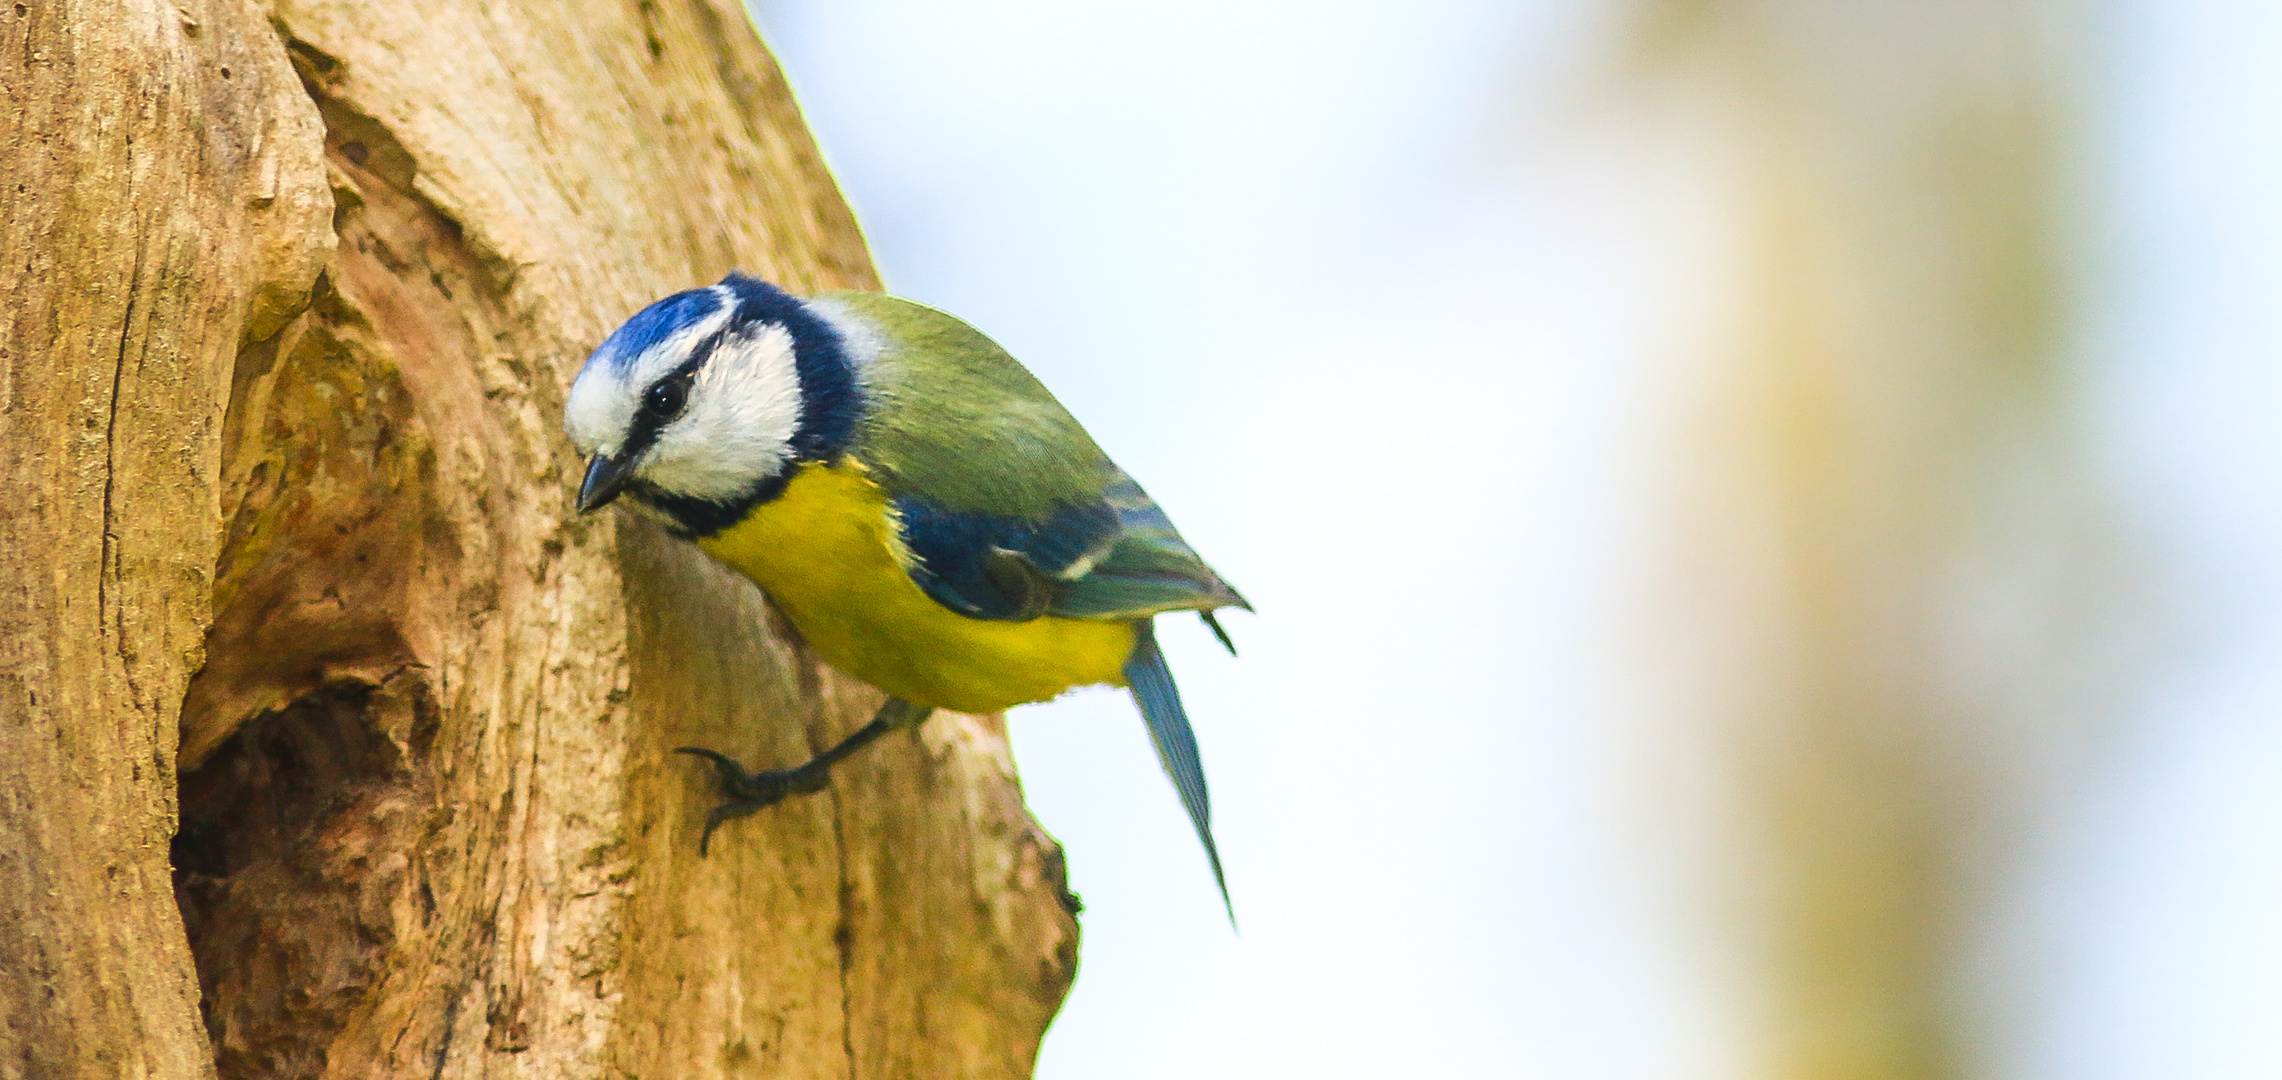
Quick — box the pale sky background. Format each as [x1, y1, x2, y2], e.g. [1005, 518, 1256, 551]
[745, 2, 2282, 1077]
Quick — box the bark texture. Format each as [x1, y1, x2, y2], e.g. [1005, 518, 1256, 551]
[1, 1, 332, 1076]
[2, 1, 1080, 1077]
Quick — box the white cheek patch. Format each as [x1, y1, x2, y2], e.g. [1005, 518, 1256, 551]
[637, 322, 804, 501]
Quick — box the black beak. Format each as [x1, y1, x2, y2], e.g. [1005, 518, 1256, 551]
[577, 453, 635, 513]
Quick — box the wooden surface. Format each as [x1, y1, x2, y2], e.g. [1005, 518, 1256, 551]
[3, 1, 1079, 1076]
[0, 0, 331, 1075]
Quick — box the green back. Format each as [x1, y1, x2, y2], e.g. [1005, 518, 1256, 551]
[817, 291, 1112, 517]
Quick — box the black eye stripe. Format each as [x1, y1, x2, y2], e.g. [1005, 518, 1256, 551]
[618, 328, 722, 459]
[650, 329, 718, 413]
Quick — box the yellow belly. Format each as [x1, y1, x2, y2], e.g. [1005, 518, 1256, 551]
[696, 459, 1137, 713]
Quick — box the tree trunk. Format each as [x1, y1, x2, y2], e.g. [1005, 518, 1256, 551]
[1, 1, 1080, 1077]
[1625, 2, 2091, 1077]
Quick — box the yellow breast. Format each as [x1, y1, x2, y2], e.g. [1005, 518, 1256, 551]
[696, 459, 1137, 714]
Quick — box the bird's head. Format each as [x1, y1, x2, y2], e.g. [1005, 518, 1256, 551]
[564, 274, 862, 532]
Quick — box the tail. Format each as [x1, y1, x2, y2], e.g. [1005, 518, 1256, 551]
[1125, 619, 1234, 923]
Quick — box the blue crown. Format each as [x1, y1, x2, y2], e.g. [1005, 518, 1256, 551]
[591, 286, 727, 372]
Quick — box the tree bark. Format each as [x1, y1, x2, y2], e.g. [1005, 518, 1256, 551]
[2, 1, 1080, 1077]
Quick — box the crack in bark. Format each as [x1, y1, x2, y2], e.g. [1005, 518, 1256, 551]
[99, 239, 147, 709]
[428, 988, 461, 1080]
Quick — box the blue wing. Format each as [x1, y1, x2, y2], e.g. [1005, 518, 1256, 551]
[895, 472, 1248, 627]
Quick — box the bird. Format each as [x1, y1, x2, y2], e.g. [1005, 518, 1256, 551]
[563, 272, 1247, 913]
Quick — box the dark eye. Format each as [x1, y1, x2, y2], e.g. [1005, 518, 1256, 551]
[642, 376, 689, 419]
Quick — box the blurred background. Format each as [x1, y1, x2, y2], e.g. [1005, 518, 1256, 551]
[744, 1, 2282, 1077]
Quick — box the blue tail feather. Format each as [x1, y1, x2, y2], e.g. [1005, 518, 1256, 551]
[1125, 619, 1233, 922]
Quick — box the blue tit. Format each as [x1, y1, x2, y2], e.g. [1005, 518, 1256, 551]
[565, 272, 1246, 911]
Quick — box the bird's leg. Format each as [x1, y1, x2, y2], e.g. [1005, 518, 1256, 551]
[674, 696, 934, 855]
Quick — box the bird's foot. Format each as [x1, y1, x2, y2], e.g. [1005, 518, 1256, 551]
[673, 746, 834, 855]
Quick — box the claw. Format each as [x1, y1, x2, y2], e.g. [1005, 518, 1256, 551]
[699, 801, 741, 857]
[676, 746, 750, 786]
[671, 698, 929, 856]
[673, 746, 835, 855]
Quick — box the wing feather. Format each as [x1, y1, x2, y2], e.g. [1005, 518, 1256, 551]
[895, 472, 1245, 623]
